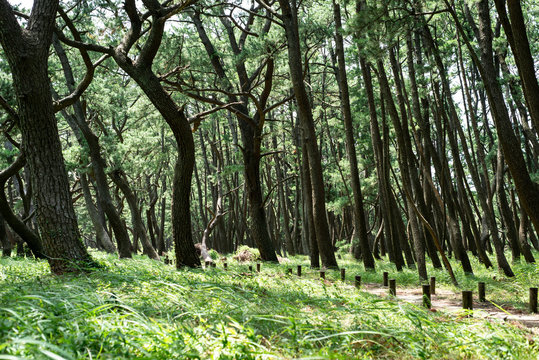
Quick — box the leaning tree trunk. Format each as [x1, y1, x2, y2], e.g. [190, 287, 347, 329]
[449, 0, 539, 245]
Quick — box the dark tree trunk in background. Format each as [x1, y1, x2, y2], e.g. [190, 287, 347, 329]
[110, 170, 159, 260]
[80, 173, 116, 253]
[0, 0, 93, 273]
[0, 213, 12, 257]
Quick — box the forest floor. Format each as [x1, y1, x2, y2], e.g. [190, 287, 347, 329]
[1, 250, 538, 359]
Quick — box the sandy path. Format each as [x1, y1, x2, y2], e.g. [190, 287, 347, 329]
[359, 282, 539, 330]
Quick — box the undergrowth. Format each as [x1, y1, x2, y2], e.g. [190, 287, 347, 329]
[0, 251, 537, 359]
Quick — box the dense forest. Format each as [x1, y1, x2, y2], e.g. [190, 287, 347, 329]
[0, 0, 538, 358]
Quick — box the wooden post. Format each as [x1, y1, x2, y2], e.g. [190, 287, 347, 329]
[287, 268, 292, 275]
[478, 282, 486, 302]
[297, 265, 302, 277]
[205, 261, 210, 268]
[383, 271, 389, 286]
[223, 262, 228, 270]
[320, 270, 326, 280]
[430, 276, 436, 295]
[422, 284, 431, 309]
[355, 275, 361, 288]
[530, 288, 538, 313]
[256, 263, 261, 272]
[340, 268, 346, 281]
[389, 279, 396, 296]
[248, 265, 253, 272]
[462, 291, 473, 310]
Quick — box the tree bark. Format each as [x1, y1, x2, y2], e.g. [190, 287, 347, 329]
[0, 0, 93, 273]
[278, 0, 338, 268]
[333, 0, 374, 270]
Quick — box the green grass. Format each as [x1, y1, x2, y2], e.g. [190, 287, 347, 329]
[0, 251, 538, 359]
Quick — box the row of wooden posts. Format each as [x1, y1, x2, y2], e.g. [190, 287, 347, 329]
[206, 261, 538, 314]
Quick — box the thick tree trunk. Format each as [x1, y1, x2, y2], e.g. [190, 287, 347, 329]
[0, 0, 93, 273]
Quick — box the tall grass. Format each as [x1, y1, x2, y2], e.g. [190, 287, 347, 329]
[0, 251, 537, 359]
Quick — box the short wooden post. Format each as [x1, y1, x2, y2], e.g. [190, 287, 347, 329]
[530, 288, 538, 313]
[389, 279, 396, 296]
[248, 265, 253, 272]
[355, 275, 361, 288]
[340, 268, 346, 282]
[430, 276, 436, 295]
[462, 290, 473, 311]
[223, 262, 228, 270]
[383, 271, 389, 287]
[320, 270, 326, 280]
[478, 282, 486, 302]
[297, 265, 302, 277]
[256, 263, 261, 272]
[422, 284, 431, 309]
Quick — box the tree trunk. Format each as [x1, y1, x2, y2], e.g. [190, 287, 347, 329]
[53, 37, 133, 258]
[0, 0, 94, 273]
[278, 0, 338, 268]
[110, 170, 159, 260]
[333, 0, 374, 270]
[80, 173, 116, 253]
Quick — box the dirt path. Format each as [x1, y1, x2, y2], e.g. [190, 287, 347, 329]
[359, 282, 539, 331]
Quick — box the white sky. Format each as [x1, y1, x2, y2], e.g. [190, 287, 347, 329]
[10, 0, 35, 9]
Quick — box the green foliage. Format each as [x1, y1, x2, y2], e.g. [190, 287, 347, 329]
[0, 252, 537, 359]
[208, 249, 220, 261]
[234, 246, 260, 262]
